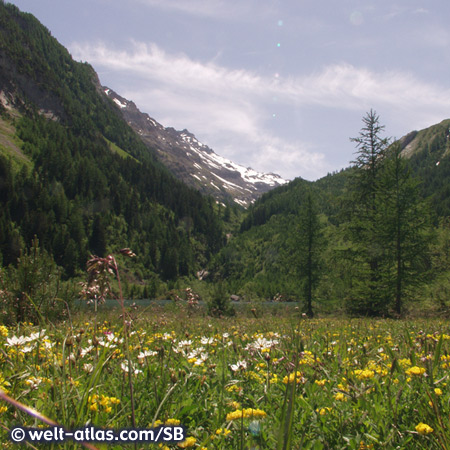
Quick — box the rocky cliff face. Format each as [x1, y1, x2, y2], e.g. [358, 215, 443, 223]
[104, 88, 287, 207]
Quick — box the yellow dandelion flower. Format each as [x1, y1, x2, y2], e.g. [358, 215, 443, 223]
[434, 388, 442, 396]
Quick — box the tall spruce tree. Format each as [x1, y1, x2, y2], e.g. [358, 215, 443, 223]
[347, 110, 390, 315]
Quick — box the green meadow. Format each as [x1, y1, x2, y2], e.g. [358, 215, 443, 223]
[1, 308, 449, 449]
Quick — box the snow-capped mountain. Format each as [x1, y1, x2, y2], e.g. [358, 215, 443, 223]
[104, 88, 287, 207]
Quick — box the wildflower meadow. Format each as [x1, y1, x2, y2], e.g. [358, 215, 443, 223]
[1, 310, 450, 449]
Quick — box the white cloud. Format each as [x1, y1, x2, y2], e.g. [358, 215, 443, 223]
[131, 0, 274, 20]
[70, 40, 450, 179]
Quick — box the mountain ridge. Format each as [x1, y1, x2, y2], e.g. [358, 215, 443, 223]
[103, 87, 288, 207]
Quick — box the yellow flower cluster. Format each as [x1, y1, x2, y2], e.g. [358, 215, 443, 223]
[88, 394, 121, 413]
[0, 372, 10, 393]
[246, 370, 264, 384]
[225, 384, 242, 393]
[316, 407, 331, 416]
[282, 371, 304, 384]
[215, 428, 231, 436]
[177, 436, 196, 448]
[226, 408, 267, 421]
[334, 392, 347, 402]
[366, 360, 389, 377]
[415, 422, 433, 435]
[150, 418, 181, 428]
[398, 358, 412, 368]
[359, 441, 374, 449]
[299, 351, 320, 366]
[441, 354, 450, 369]
[405, 366, 426, 377]
[352, 369, 375, 380]
[0, 326, 8, 338]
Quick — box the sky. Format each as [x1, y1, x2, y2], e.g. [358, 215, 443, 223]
[6, 0, 450, 181]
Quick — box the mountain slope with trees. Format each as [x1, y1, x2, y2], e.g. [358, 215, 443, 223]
[0, 2, 224, 289]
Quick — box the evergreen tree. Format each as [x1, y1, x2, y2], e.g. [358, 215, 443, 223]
[376, 141, 431, 316]
[296, 192, 323, 317]
[347, 110, 390, 315]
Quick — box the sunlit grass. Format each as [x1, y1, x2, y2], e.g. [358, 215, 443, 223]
[1, 312, 450, 449]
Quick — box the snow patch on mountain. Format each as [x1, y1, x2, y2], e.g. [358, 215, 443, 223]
[103, 87, 288, 207]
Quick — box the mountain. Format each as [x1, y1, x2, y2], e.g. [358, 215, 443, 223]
[399, 118, 450, 216]
[0, 2, 224, 282]
[104, 88, 287, 207]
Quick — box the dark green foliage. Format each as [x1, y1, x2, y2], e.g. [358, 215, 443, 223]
[344, 113, 433, 316]
[240, 178, 311, 232]
[295, 192, 324, 317]
[345, 110, 390, 315]
[375, 142, 432, 315]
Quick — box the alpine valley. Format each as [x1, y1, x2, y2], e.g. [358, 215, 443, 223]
[2, 2, 450, 319]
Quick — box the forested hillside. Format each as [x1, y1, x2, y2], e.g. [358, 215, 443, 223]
[213, 112, 450, 317]
[401, 119, 450, 216]
[0, 2, 224, 287]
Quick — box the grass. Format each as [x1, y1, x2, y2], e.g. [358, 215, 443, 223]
[1, 308, 450, 449]
[104, 137, 140, 163]
[0, 114, 33, 172]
